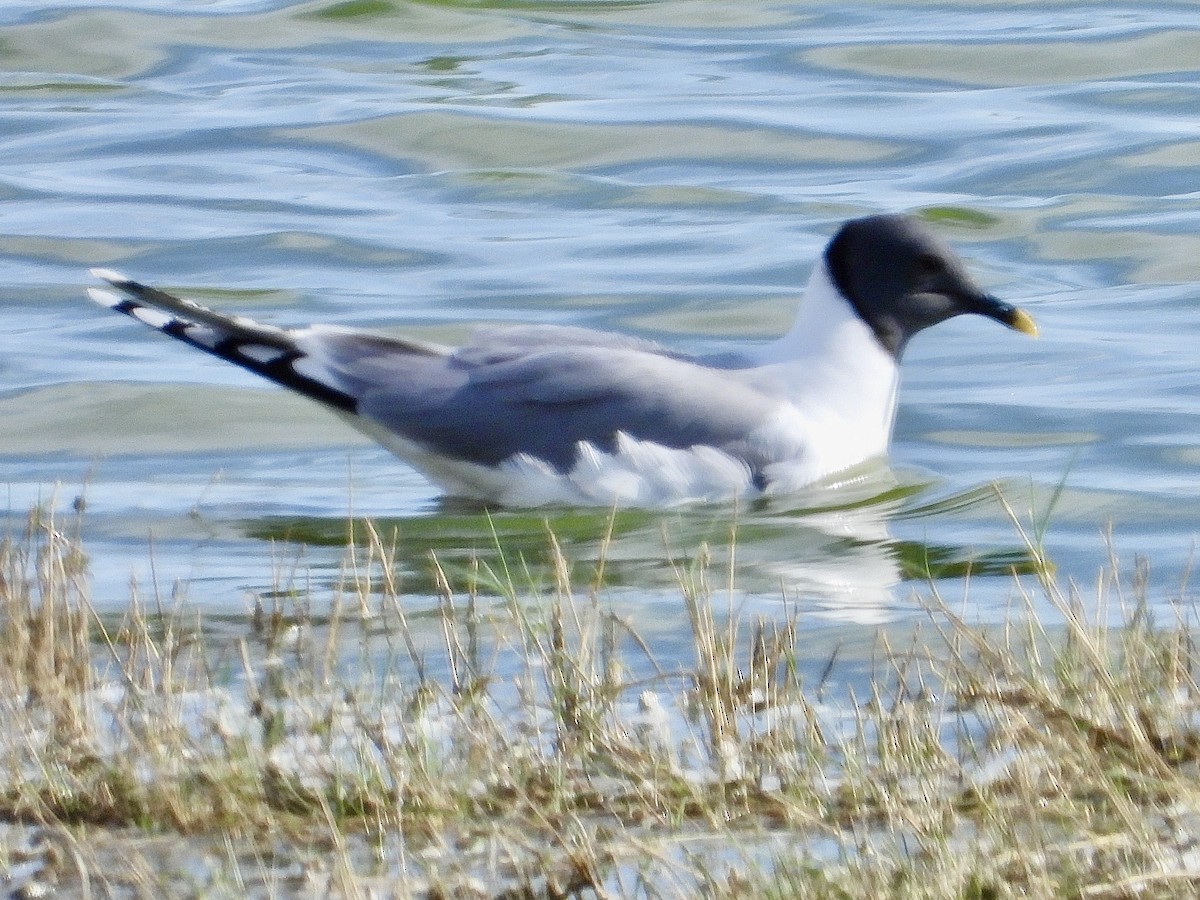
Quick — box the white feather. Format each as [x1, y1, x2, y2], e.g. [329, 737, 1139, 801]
[89, 267, 131, 284]
[86, 287, 124, 308]
[131, 306, 174, 329]
[235, 344, 288, 365]
[182, 324, 220, 348]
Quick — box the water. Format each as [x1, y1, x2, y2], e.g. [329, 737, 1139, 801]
[3, 0, 1200, 646]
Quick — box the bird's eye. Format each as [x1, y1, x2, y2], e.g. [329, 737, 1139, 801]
[915, 253, 946, 279]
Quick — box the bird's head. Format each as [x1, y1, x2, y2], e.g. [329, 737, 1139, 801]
[826, 214, 1037, 358]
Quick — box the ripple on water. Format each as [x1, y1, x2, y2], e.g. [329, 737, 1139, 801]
[2, 0, 1200, 629]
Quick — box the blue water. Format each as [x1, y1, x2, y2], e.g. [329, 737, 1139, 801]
[3, 1, 1200, 642]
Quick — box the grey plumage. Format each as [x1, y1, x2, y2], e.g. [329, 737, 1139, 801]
[89, 274, 774, 474]
[87, 214, 1037, 505]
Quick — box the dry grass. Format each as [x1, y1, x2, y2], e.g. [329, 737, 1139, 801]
[2, 500, 1200, 898]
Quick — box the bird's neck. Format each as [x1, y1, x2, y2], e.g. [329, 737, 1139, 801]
[749, 262, 902, 478]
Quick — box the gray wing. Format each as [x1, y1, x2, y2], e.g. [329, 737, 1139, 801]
[89, 272, 779, 474]
[452, 323, 685, 366]
[455, 322, 758, 368]
[354, 341, 780, 472]
[88, 270, 449, 414]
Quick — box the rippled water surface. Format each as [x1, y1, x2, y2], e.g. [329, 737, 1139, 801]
[3, 0, 1200, 643]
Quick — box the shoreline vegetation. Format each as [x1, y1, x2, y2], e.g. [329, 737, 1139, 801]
[3, 500, 1200, 898]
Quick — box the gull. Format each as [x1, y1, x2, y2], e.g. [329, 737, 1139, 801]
[87, 214, 1037, 507]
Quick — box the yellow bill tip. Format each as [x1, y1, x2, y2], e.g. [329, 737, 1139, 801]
[1010, 308, 1038, 338]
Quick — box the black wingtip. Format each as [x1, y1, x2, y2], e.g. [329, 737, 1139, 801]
[87, 270, 359, 414]
[90, 267, 135, 289]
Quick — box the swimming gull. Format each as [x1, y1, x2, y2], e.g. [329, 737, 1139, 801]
[87, 214, 1037, 506]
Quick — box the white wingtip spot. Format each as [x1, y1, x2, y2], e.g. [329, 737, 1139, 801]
[182, 324, 220, 348]
[232, 315, 267, 331]
[86, 287, 124, 308]
[90, 267, 130, 284]
[131, 306, 174, 329]
[289, 355, 331, 385]
[236, 343, 288, 365]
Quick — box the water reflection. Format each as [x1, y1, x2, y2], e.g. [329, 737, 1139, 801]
[241, 467, 1041, 625]
[5, 0, 1200, 627]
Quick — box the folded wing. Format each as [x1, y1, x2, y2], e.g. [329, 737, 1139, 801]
[89, 272, 779, 476]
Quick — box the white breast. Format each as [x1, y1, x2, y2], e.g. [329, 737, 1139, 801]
[748, 262, 901, 491]
[338, 262, 900, 507]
